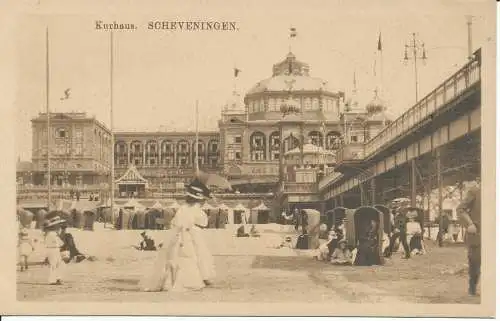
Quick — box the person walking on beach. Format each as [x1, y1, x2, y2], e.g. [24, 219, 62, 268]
[139, 178, 216, 292]
[43, 212, 66, 285]
[457, 184, 481, 296]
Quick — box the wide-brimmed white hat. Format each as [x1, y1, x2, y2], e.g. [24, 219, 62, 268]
[185, 178, 211, 200]
[44, 215, 66, 229]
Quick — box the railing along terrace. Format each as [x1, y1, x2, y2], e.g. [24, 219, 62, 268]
[364, 51, 481, 158]
[337, 143, 365, 163]
[318, 171, 343, 191]
[284, 182, 318, 194]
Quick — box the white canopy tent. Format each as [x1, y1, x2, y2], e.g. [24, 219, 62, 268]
[123, 198, 146, 211]
[252, 202, 269, 211]
[218, 203, 230, 211]
[149, 201, 163, 210]
[233, 203, 250, 224]
[251, 202, 270, 224]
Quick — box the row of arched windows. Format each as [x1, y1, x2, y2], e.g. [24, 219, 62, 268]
[249, 130, 343, 161]
[248, 97, 339, 114]
[114, 139, 219, 167]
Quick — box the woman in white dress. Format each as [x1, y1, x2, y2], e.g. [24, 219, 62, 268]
[139, 179, 216, 292]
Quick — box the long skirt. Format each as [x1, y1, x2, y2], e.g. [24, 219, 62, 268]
[47, 248, 65, 284]
[139, 228, 212, 292]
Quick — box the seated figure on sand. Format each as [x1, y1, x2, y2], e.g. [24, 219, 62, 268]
[330, 240, 353, 265]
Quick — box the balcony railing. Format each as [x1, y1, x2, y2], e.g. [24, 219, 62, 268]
[284, 182, 318, 194]
[337, 143, 365, 163]
[364, 50, 481, 158]
[241, 162, 280, 176]
[318, 170, 343, 191]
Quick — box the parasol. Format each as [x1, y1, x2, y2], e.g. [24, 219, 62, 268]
[196, 170, 232, 191]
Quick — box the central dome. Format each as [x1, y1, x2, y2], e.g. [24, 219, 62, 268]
[244, 52, 342, 121]
[247, 75, 333, 95]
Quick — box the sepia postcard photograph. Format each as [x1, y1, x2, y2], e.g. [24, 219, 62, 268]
[1, 0, 497, 317]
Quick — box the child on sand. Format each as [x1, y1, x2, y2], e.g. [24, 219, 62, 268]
[18, 227, 34, 272]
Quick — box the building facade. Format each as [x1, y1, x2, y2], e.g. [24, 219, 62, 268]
[19, 51, 389, 212]
[28, 112, 112, 188]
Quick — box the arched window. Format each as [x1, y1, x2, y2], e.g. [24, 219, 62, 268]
[129, 140, 144, 166]
[312, 98, 319, 110]
[284, 134, 300, 152]
[145, 140, 158, 166]
[326, 131, 343, 150]
[192, 140, 206, 166]
[207, 139, 219, 168]
[114, 141, 128, 166]
[304, 97, 312, 110]
[160, 140, 173, 166]
[308, 131, 323, 146]
[176, 140, 190, 166]
[250, 131, 266, 161]
[269, 131, 280, 161]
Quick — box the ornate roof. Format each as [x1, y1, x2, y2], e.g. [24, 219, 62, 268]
[247, 75, 334, 95]
[115, 165, 148, 185]
[246, 52, 336, 96]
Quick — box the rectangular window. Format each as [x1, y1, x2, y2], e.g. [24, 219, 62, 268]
[235, 152, 241, 160]
[234, 136, 242, 144]
[75, 127, 83, 139]
[351, 136, 358, 142]
[75, 143, 83, 155]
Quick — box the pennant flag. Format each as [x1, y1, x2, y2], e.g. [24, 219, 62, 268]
[290, 27, 297, 38]
[377, 32, 382, 51]
[234, 68, 241, 78]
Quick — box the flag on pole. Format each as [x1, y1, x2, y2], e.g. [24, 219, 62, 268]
[234, 68, 241, 77]
[290, 27, 297, 38]
[377, 32, 382, 51]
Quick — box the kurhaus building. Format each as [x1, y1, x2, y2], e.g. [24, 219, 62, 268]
[18, 51, 390, 213]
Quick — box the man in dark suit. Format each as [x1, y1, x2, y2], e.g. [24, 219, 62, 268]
[386, 209, 411, 259]
[457, 184, 481, 296]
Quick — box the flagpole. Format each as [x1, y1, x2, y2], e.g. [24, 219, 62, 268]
[379, 32, 384, 97]
[195, 100, 199, 176]
[46, 27, 52, 209]
[109, 30, 115, 227]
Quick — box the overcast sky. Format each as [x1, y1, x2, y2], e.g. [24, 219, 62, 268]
[14, 0, 494, 161]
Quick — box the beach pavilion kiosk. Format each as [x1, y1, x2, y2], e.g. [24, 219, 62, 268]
[115, 164, 148, 198]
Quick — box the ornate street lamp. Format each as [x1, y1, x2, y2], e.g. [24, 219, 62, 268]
[403, 32, 427, 103]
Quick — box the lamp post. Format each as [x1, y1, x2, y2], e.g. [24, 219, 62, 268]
[404, 33, 427, 207]
[403, 32, 427, 103]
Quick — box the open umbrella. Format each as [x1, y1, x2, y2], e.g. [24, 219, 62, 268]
[197, 170, 232, 191]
